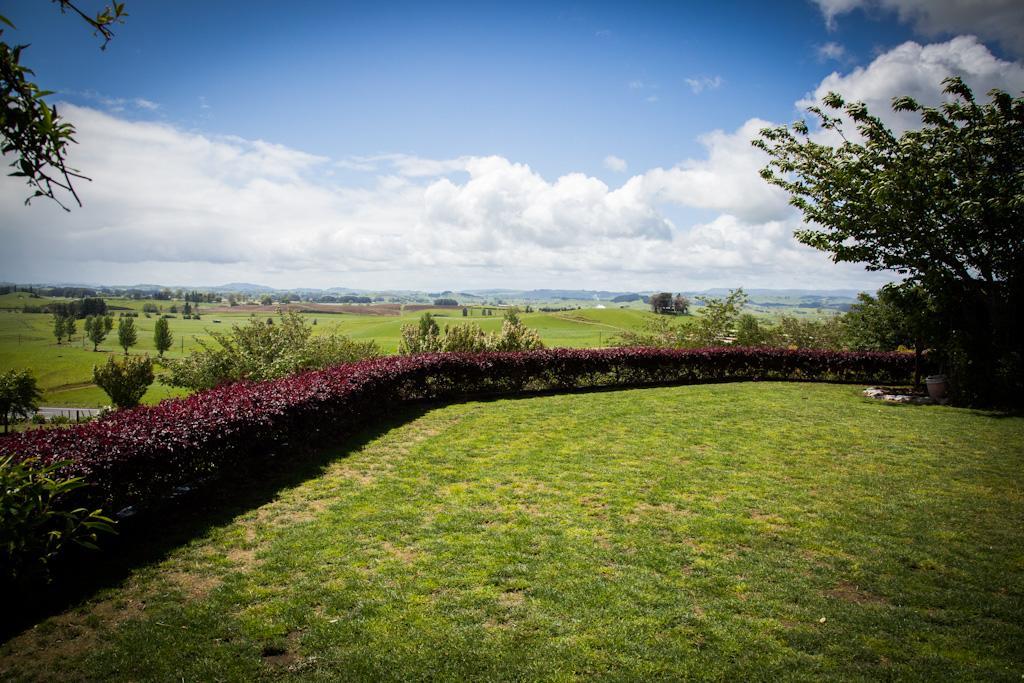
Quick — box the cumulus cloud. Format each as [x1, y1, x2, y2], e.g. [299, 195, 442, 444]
[812, 0, 1024, 54]
[626, 119, 793, 224]
[0, 104, 890, 291]
[684, 76, 723, 94]
[800, 36, 1024, 133]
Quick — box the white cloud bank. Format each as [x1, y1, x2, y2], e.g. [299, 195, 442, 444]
[4, 36, 1017, 291]
[812, 0, 1024, 54]
[801, 36, 1024, 133]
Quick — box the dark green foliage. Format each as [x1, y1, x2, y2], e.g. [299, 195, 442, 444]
[0, 369, 41, 433]
[83, 314, 112, 351]
[0, 455, 115, 586]
[153, 317, 172, 357]
[755, 77, 1024, 404]
[116, 316, 136, 354]
[93, 354, 153, 408]
[845, 285, 935, 385]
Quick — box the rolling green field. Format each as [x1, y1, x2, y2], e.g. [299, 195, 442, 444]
[1, 383, 1021, 680]
[0, 294, 657, 407]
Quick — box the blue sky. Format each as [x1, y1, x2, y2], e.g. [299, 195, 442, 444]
[1, 0, 1022, 291]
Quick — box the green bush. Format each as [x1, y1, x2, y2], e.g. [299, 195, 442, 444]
[163, 310, 379, 390]
[0, 456, 116, 586]
[93, 355, 155, 408]
[399, 310, 544, 355]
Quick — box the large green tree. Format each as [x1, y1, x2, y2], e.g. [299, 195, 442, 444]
[0, 369, 42, 434]
[754, 77, 1023, 404]
[1, 2, 127, 210]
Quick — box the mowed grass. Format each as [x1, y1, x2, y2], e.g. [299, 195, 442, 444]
[2, 383, 1021, 681]
[0, 301, 657, 406]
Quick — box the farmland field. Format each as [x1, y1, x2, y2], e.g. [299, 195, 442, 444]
[0, 293, 660, 407]
[1, 382, 1021, 680]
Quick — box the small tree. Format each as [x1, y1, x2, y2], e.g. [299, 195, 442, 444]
[845, 284, 935, 386]
[83, 315, 112, 351]
[93, 355, 154, 408]
[398, 313, 442, 354]
[692, 289, 748, 346]
[735, 314, 768, 347]
[491, 310, 544, 351]
[0, 369, 42, 434]
[52, 314, 65, 344]
[62, 315, 76, 344]
[673, 294, 690, 315]
[153, 317, 173, 357]
[117, 316, 137, 355]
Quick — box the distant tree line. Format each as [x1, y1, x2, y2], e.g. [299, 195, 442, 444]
[317, 295, 373, 304]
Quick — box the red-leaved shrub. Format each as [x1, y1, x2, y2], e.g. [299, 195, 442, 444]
[1, 348, 913, 514]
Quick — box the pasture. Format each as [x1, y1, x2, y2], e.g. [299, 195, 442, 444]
[0, 294, 658, 407]
[1, 382, 1020, 680]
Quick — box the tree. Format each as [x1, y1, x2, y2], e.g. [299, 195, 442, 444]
[692, 289, 748, 346]
[52, 314, 66, 344]
[755, 77, 1024, 403]
[0, 369, 41, 433]
[845, 284, 935, 386]
[83, 314, 112, 351]
[117, 316, 137, 355]
[92, 355, 153, 408]
[153, 317, 172, 357]
[1, 2, 127, 210]
[649, 292, 672, 314]
[399, 313, 442, 354]
[673, 294, 690, 315]
[61, 315, 76, 343]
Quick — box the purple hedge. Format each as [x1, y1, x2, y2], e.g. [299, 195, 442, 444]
[1, 347, 914, 514]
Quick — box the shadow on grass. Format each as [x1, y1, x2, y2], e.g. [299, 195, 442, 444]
[2, 403, 432, 644]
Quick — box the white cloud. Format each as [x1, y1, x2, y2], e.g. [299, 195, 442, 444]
[685, 76, 723, 94]
[811, 0, 1024, 54]
[133, 98, 160, 111]
[0, 104, 892, 291]
[799, 36, 1024, 133]
[603, 155, 627, 172]
[629, 119, 793, 224]
[817, 42, 847, 61]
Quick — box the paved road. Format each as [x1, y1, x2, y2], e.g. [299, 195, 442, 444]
[36, 406, 103, 420]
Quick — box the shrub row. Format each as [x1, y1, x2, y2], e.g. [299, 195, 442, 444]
[1, 347, 914, 515]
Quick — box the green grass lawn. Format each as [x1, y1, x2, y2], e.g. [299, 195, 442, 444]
[2, 383, 1021, 680]
[0, 302, 658, 406]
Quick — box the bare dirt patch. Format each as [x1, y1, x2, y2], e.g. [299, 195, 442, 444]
[826, 580, 889, 605]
